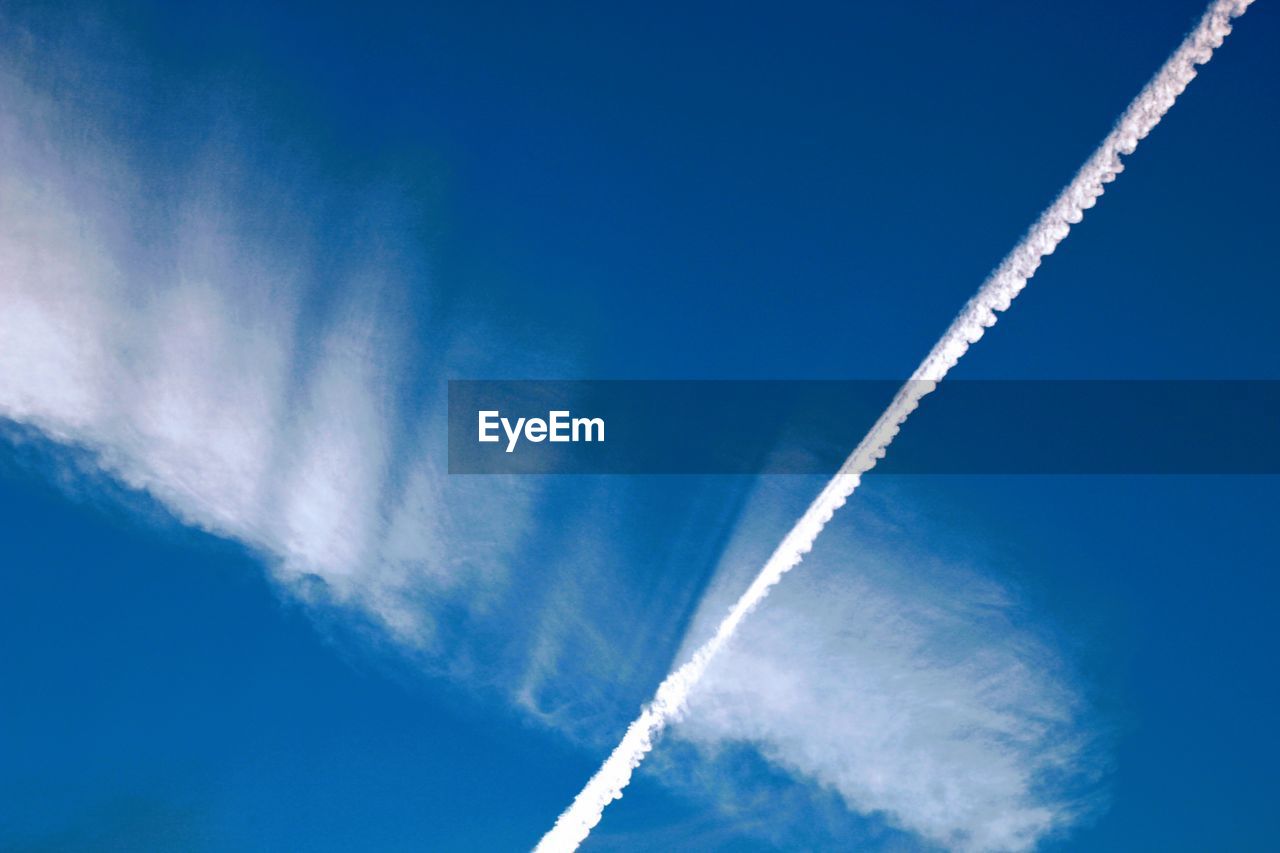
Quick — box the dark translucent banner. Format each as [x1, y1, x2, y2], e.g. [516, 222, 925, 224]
[447, 380, 1280, 474]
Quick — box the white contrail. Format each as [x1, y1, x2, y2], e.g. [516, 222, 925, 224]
[535, 1, 1255, 849]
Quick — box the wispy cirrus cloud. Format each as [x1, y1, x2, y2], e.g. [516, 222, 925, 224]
[0, 16, 513, 643]
[0, 12, 718, 728]
[668, 481, 1101, 852]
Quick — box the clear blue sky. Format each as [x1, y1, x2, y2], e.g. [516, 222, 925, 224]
[0, 0, 1276, 850]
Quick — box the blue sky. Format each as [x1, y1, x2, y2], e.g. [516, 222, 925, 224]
[0, 1, 1276, 850]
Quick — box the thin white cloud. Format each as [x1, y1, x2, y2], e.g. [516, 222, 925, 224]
[671, 482, 1098, 852]
[0, 20, 707, 722]
[0, 27, 509, 646]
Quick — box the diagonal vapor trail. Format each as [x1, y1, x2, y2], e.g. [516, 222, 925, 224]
[535, 2, 1255, 849]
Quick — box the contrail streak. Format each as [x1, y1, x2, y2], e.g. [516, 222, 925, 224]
[535, 2, 1254, 848]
